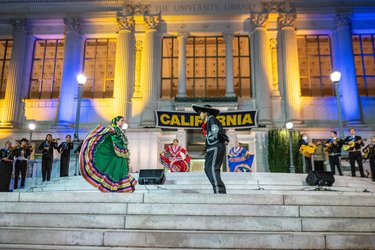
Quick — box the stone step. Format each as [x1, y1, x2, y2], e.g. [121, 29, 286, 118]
[0, 228, 375, 249]
[2, 192, 375, 205]
[0, 245, 197, 250]
[1, 213, 375, 232]
[2, 202, 375, 219]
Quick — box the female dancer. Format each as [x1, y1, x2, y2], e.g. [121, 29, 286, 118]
[80, 116, 136, 192]
[160, 139, 191, 172]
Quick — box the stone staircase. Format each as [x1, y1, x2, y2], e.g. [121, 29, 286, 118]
[0, 172, 375, 249]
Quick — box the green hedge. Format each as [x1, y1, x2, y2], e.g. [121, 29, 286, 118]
[268, 129, 303, 173]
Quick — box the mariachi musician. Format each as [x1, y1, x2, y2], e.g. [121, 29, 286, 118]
[0, 141, 15, 192]
[299, 134, 315, 173]
[13, 138, 33, 189]
[324, 131, 343, 176]
[57, 135, 74, 177]
[363, 136, 375, 181]
[343, 128, 365, 177]
[38, 134, 58, 182]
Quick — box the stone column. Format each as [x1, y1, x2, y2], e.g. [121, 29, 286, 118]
[225, 33, 235, 97]
[1, 19, 29, 128]
[140, 14, 161, 127]
[331, 14, 361, 124]
[114, 13, 135, 118]
[278, 12, 301, 123]
[57, 17, 84, 126]
[177, 32, 188, 97]
[250, 13, 273, 125]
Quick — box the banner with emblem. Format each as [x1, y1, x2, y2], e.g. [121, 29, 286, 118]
[155, 110, 257, 129]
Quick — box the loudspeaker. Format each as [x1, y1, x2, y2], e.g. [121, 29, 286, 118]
[138, 169, 166, 185]
[306, 171, 335, 186]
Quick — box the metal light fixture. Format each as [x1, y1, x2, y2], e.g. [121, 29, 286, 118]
[330, 71, 344, 138]
[28, 123, 36, 141]
[286, 122, 295, 173]
[74, 73, 87, 142]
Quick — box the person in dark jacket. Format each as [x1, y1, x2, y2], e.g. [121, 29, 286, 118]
[365, 136, 375, 181]
[324, 131, 343, 176]
[193, 104, 227, 194]
[343, 128, 365, 177]
[0, 141, 14, 192]
[38, 134, 58, 181]
[13, 138, 32, 189]
[57, 135, 74, 177]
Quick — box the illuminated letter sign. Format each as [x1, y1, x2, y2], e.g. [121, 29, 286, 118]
[155, 110, 257, 129]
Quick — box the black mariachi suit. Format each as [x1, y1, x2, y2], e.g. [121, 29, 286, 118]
[0, 147, 14, 192]
[57, 142, 73, 177]
[368, 143, 375, 181]
[325, 138, 343, 175]
[13, 146, 32, 189]
[38, 141, 57, 181]
[343, 135, 365, 177]
[203, 115, 227, 194]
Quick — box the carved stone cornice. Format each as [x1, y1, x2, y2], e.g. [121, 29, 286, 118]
[124, 2, 150, 15]
[117, 12, 134, 31]
[335, 13, 351, 28]
[250, 12, 268, 29]
[64, 17, 80, 33]
[278, 12, 296, 28]
[10, 18, 29, 34]
[263, 0, 286, 13]
[143, 13, 161, 30]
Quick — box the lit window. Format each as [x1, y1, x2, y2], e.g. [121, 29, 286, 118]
[353, 34, 375, 96]
[161, 35, 251, 98]
[29, 39, 64, 99]
[82, 38, 116, 98]
[297, 35, 333, 96]
[0, 39, 12, 99]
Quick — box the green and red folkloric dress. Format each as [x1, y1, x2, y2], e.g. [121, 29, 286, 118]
[80, 124, 137, 192]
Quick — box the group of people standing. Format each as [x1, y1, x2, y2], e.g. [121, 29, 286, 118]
[0, 134, 76, 192]
[299, 128, 375, 181]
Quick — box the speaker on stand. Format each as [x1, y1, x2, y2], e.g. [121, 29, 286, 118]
[305, 171, 335, 190]
[138, 169, 166, 185]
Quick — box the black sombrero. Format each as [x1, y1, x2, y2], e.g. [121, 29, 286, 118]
[192, 104, 220, 117]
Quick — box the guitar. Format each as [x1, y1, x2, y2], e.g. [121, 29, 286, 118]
[362, 143, 374, 160]
[324, 138, 341, 152]
[342, 138, 366, 151]
[299, 143, 317, 158]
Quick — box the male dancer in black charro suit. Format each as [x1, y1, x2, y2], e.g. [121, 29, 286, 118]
[193, 104, 227, 194]
[343, 128, 365, 177]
